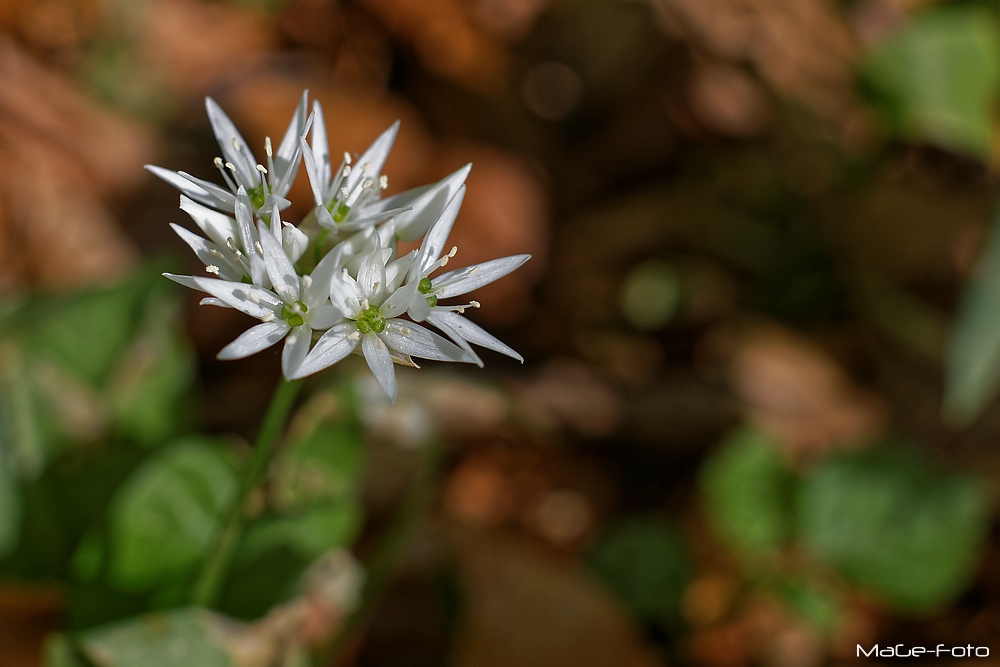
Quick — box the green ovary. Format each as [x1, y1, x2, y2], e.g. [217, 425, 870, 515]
[329, 201, 350, 223]
[281, 302, 309, 328]
[355, 305, 386, 334]
[418, 278, 437, 306]
[248, 184, 269, 211]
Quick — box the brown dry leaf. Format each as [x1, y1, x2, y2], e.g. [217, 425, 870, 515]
[0, 41, 152, 289]
[139, 0, 278, 97]
[449, 529, 663, 667]
[517, 359, 624, 437]
[0, 584, 62, 667]
[725, 323, 886, 463]
[358, 0, 509, 92]
[648, 0, 862, 133]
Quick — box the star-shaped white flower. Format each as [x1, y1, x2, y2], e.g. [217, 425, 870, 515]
[300, 102, 471, 242]
[384, 187, 530, 366]
[290, 240, 473, 402]
[164, 215, 342, 378]
[147, 93, 310, 217]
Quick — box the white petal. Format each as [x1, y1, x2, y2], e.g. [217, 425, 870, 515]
[272, 90, 309, 195]
[281, 324, 312, 378]
[291, 322, 359, 379]
[404, 290, 432, 322]
[427, 310, 522, 362]
[180, 196, 238, 246]
[301, 138, 327, 208]
[386, 251, 416, 294]
[363, 332, 397, 403]
[380, 319, 472, 363]
[199, 297, 232, 308]
[169, 223, 244, 281]
[218, 321, 290, 359]
[411, 186, 465, 281]
[206, 97, 257, 187]
[163, 273, 281, 319]
[381, 281, 418, 319]
[433, 255, 531, 298]
[258, 218, 300, 303]
[357, 240, 387, 305]
[304, 249, 341, 309]
[329, 270, 362, 319]
[424, 311, 483, 367]
[282, 224, 310, 264]
[306, 304, 342, 330]
[382, 164, 471, 242]
[146, 166, 233, 211]
[344, 121, 399, 195]
[311, 100, 331, 191]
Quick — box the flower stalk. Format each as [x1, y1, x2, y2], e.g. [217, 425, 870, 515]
[191, 377, 303, 607]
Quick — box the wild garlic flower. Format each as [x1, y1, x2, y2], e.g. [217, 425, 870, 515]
[147, 93, 310, 217]
[165, 213, 342, 378]
[290, 240, 473, 402]
[154, 90, 533, 401]
[388, 188, 530, 365]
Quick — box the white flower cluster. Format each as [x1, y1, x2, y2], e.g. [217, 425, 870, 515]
[149, 92, 529, 402]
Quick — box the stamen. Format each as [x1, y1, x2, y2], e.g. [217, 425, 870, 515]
[361, 298, 370, 310]
[261, 313, 275, 322]
[226, 237, 238, 252]
[379, 175, 388, 190]
[256, 164, 268, 174]
[470, 300, 481, 308]
[343, 151, 352, 165]
[265, 137, 273, 157]
[254, 241, 264, 255]
[249, 291, 262, 304]
[342, 165, 352, 177]
[231, 138, 240, 151]
[206, 265, 220, 275]
[214, 157, 224, 168]
[209, 249, 224, 259]
[347, 331, 360, 341]
[448, 246, 458, 258]
[225, 162, 237, 173]
[400, 327, 412, 335]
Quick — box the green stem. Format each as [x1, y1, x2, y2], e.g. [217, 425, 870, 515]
[192, 378, 303, 607]
[319, 438, 443, 666]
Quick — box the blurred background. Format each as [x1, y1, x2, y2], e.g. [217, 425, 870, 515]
[4, 0, 1000, 665]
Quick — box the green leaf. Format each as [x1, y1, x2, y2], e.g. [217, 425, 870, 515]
[863, 6, 1000, 159]
[700, 427, 793, 557]
[108, 297, 195, 446]
[42, 634, 93, 667]
[797, 448, 989, 613]
[775, 578, 841, 635]
[21, 274, 155, 388]
[271, 419, 364, 512]
[0, 431, 22, 556]
[587, 517, 689, 624]
[240, 502, 363, 565]
[945, 203, 1000, 426]
[108, 440, 237, 591]
[78, 608, 233, 667]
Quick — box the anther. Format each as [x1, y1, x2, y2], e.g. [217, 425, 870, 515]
[231, 138, 240, 151]
[225, 162, 237, 172]
[214, 157, 224, 168]
[448, 246, 458, 258]
[343, 152, 352, 165]
[254, 241, 264, 254]
[249, 292, 262, 304]
[206, 265, 220, 275]
[379, 175, 388, 189]
[226, 238, 238, 252]
[256, 164, 268, 174]
[470, 300, 481, 308]
[261, 313, 275, 322]
[347, 331, 360, 341]
[265, 137, 273, 157]
[209, 249, 224, 259]
[342, 165, 351, 177]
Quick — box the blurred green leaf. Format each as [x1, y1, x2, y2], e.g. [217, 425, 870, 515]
[700, 427, 793, 557]
[587, 517, 689, 624]
[240, 502, 362, 565]
[21, 275, 155, 388]
[77, 608, 233, 667]
[863, 6, 1000, 159]
[775, 578, 841, 635]
[108, 298, 195, 446]
[109, 440, 238, 591]
[945, 203, 1000, 426]
[272, 419, 364, 512]
[42, 634, 93, 667]
[0, 438, 21, 557]
[797, 448, 989, 613]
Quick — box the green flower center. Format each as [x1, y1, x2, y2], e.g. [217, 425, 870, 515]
[418, 277, 437, 307]
[328, 201, 351, 223]
[248, 184, 269, 211]
[281, 301, 309, 328]
[356, 305, 386, 334]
